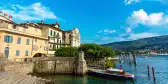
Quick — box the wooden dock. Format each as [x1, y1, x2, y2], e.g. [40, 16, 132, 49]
[0, 71, 54, 84]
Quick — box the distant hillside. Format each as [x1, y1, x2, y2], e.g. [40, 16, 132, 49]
[102, 35, 168, 51]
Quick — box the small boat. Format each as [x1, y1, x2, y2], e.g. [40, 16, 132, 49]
[87, 68, 135, 80]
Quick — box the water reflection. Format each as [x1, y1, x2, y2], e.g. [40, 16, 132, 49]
[41, 55, 168, 84]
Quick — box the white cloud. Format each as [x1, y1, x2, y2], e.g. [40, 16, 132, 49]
[97, 29, 116, 34]
[124, 0, 168, 5]
[1, 2, 57, 21]
[126, 27, 132, 33]
[127, 9, 167, 28]
[128, 32, 160, 40]
[124, 0, 140, 5]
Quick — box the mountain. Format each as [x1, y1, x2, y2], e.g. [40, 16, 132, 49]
[102, 35, 168, 52]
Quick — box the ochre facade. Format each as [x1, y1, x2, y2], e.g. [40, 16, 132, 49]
[0, 13, 81, 61]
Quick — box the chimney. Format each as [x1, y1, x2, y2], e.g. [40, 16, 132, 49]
[9, 15, 12, 21]
[27, 21, 30, 24]
[4, 13, 7, 17]
[41, 20, 44, 24]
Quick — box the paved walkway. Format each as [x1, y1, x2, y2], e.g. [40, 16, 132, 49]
[0, 71, 54, 84]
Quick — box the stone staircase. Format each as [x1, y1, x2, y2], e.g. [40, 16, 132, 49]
[0, 71, 54, 84]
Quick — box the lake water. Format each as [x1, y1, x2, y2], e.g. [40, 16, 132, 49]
[41, 55, 168, 84]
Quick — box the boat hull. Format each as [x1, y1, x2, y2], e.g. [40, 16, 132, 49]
[87, 70, 135, 80]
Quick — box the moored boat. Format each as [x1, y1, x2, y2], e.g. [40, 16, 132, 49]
[87, 68, 135, 80]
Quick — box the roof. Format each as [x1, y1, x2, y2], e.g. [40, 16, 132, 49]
[37, 23, 64, 32]
[0, 15, 13, 22]
[20, 23, 43, 29]
[0, 18, 28, 28]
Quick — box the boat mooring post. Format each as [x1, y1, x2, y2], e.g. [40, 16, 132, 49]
[147, 65, 150, 76]
[133, 53, 137, 66]
[147, 65, 150, 80]
[152, 67, 156, 82]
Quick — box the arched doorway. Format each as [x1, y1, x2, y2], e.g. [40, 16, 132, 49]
[4, 47, 9, 58]
[33, 53, 47, 57]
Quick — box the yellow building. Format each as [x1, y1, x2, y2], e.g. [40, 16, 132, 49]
[63, 28, 80, 47]
[38, 21, 64, 55]
[0, 14, 48, 61]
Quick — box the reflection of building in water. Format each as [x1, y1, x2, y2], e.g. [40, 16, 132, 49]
[81, 76, 87, 84]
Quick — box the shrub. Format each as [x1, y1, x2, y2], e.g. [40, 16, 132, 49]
[80, 44, 115, 57]
[55, 47, 79, 57]
[105, 58, 115, 69]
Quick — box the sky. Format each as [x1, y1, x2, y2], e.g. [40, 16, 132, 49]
[1, 0, 168, 44]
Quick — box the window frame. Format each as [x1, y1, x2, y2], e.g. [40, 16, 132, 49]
[16, 50, 20, 56]
[4, 35, 13, 43]
[26, 39, 30, 45]
[25, 50, 29, 56]
[17, 37, 21, 44]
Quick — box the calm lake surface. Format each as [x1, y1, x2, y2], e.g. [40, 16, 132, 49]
[41, 55, 168, 84]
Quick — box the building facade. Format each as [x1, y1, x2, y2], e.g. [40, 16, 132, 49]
[38, 21, 64, 55]
[0, 12, 81, 60]
[63, 28, 80, 47]
[0, 14, 48, 61]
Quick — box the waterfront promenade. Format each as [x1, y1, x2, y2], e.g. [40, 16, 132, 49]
[0, 71, 53, 84]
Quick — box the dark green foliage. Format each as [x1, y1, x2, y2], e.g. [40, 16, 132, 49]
[102, 35, 168, 52]
[80, 44, 115, 57]
[55, 47, 79, 57]
[55, 44, 116, 57]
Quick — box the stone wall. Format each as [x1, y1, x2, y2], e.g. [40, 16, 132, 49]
[3, 63, 34, 74]
[33, 57, 77, 74]
[33, 51, 87, 75]
[1, 51, 87, 75]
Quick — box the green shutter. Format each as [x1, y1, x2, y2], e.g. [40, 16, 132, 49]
[50, 30, 52, 36]
[10, 36, 13, 43]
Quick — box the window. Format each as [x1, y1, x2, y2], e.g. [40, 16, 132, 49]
[17, 37, 21, 44]
[25, 50, 29, 56]
[26, 39, 30, 45]
[57, 39, 59, 44]
[16, 50, 20, 56]
[50, 30, 52, 36]
[60, 40, 61, 44]
[54, 31, 56, 36]
[4, 35, 13, 43]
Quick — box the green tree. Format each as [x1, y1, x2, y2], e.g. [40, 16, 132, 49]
[55, 47, 79, 57]
[80, 44, 115, 57]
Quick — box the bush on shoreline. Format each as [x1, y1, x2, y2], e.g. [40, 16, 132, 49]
[55, 47, 79, 57]
[80, 44, 115, 57]
[55, 44, 116, 57]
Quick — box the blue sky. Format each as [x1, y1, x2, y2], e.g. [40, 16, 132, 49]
[1, 0, 168, 44]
